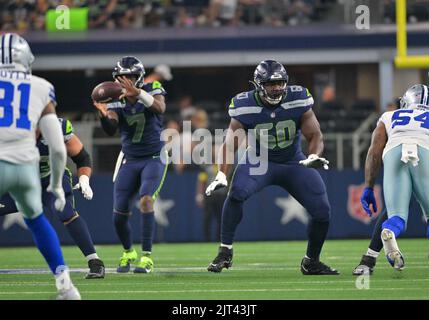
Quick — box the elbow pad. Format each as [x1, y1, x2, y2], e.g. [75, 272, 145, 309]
[100, 116, 118, 136]
[71, 147, 91, 169]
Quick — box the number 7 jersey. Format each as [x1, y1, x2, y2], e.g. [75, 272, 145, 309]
[0, 70, 56, 164]
[379, 107, 429, 157]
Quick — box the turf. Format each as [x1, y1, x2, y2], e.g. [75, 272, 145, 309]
[0, 239, 428, 300]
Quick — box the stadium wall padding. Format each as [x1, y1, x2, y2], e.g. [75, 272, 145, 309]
[0, 170, 426, 246]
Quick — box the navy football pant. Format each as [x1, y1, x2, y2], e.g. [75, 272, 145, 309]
[0, 171, 97, 257]
[222, 152, 331, 260]
[113, 154, 168, 252]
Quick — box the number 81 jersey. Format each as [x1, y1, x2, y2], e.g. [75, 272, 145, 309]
[0, 70, 57, 164]
[228, 85, 314, 163]
[379, 107, 429, 157]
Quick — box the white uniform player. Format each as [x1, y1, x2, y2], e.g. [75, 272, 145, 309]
[369, 84, 429, 271]
[0, 33, 80, 300]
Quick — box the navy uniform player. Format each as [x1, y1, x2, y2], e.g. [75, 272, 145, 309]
[94, 56, 168, 273]
[205, 60, 339, 275]
[0, 118, 105, 279]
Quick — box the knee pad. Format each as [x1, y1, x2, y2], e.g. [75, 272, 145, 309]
[139, 195, 153, 213]
[308, 198, 331, 222]
[60, 211, 79, 225]
[228, 187, 250, 203]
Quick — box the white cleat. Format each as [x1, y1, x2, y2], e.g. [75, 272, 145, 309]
[381, 229, 405, 271]
[56, 285, 81, 300]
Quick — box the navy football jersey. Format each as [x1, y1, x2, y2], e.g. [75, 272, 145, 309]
[228, 86, 314, 163]
[38, 118, 74, 178]
[107, 81, 167, 159]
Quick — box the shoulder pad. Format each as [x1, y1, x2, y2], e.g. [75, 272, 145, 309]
[230, 91, 257, 109]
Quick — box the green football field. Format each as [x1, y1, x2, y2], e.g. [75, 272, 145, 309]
[0, 239, 428, 300]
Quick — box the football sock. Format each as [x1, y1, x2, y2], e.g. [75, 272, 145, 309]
[141, 211, 155, 252]
[66, 216, 96, 257]
[368, 209, 387, 252]
[113, 213, 132, 250]
[25, 214, 65, 274]
[86, 253, 99, 262]
[382, 216, 405, 238]
[426, 220, 429, 238]
[306, 219, 329, 260]
[221, 197, 244, 246]
[366, 248, 380, 258]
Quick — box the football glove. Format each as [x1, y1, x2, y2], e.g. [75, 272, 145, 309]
[361, 187, 377, 217]
[205, 171, 228, 196]
[47, 184, 66, 212]
[299, 154, 329, 170]
[73, 175, 93, 200]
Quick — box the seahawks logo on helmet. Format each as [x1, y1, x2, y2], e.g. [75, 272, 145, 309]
[112, 56, 146, 88]
[252, 60, 289, 105]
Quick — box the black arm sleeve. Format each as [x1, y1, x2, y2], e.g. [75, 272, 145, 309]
[100, 115, 119, 136]
[71, 147, 91, 169]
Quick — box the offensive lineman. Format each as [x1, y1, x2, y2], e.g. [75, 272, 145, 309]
[205, 60, 339, 275]
[0, 33, 80, 299]
[360, 84, 429, 270]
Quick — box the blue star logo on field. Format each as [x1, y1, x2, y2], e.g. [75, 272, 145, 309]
[134, 196, 174, 227]
[2, 212, 28, 231]
[275, 196, 309, 225]
[154, 196, 174, 227]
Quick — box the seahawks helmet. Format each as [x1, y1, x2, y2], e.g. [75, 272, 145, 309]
[253, 60, 289, 105]
[0, 33, 35, 73]
[112, 56, 145, 88]
[400, 84, 429, 109]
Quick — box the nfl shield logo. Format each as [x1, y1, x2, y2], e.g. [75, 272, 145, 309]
[347, 184, 383, 224]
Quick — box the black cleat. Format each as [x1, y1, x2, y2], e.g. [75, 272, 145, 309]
[207, 247, 233, 273]
[352, 255, 376, 276]
[86, 259, 105, 279]
[300, 257, 340, 275]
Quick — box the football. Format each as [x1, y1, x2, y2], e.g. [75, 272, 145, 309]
[91, 81, 124, 103]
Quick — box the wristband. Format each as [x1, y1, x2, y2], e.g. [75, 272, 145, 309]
[138, 89, 155, 108]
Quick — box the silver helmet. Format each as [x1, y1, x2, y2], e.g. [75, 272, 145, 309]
[400, 84, 429, 109]
[0, 33, 35, 72]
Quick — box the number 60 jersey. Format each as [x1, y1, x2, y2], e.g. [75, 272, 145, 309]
[229, 85, 314, 163]
[0, 70, 57, 164]
[379, 106, 429, 157]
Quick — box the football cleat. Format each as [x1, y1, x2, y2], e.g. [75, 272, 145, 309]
[352, 255, 377, 276]
[300, 257, 340, 275]
[85, 258, 105, 279]
[381, 229, 405, 270]
[134, 254, 154, 274]
[117, 249, 138, 273]
[207, 246, 233, 273]
[56, 285, 81, 300]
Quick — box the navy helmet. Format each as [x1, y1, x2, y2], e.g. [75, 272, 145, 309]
[253, 60, 289, 105]
[112, 56, 146, 88]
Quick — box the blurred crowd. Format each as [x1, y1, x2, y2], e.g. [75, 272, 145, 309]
[1, 0, 337, 31]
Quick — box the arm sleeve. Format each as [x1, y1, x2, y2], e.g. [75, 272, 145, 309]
[100, 115, 119, 136]
[39, 113, 67, 189]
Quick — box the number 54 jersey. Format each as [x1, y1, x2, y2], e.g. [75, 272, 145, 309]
[379, 107, 429, 157]
[0, 70, 57, 164]
[229, 85, 314, 163]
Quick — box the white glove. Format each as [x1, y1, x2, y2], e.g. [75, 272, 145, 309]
[299, 154, 329, 170]
[47, 184, 66, 212]
[205, 171, 228, 196]
[74, 175, 93, 200]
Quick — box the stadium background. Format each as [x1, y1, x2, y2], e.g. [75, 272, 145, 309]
[1, 0, 429, 245]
